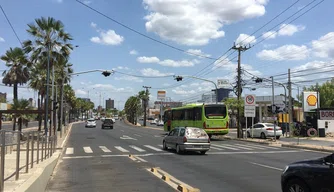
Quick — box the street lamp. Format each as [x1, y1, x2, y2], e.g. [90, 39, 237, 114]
[174, 75, 218, 104]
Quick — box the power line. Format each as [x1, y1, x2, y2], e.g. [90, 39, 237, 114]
[114, 70, 174, 78]
[0, 5, 22, 46]
[75, 0, 217, 60]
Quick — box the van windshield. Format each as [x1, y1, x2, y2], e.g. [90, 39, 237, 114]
[205, 105, 227, 118]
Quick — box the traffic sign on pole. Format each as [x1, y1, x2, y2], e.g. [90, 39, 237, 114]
[245, 94, 256, 106]
[244, 94, 256, 117]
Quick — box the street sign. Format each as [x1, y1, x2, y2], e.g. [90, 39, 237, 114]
[157, 90, 166, 100]
[244, 105, 256, 117]
[217, 79, 230, 88]
[245, 94, 256, 106]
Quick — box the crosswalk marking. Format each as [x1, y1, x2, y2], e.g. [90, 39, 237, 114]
[246, 143, 279, 149]
[234, 144, 268, 150]
[144, 145, 163, 151]
[99, 146, 111, 153]
[210, 146, 224, 151]
[211, 144, 239, 150]
[134, 134, 142, 137]
[129, 145, 146, 152]
[226, 144, 254, 150]
[115, 146, 129, 152]
[83, 146, 93, 153]
[66, 147, 74, 154]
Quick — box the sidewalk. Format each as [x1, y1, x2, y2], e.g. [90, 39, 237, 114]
[2, 122, 81, 192]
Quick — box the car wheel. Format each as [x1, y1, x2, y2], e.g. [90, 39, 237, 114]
[260, 132, 266, 139]
[162, 141, 167, 150]
[176, 145, 182, 154]
[283, 178, 309, 192]
[200, 151, 206, 155]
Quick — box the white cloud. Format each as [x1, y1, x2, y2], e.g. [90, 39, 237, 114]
[117, 66, 130, 70]
[83, 0, 91, 4]
[186, 49, 211, 58]
[172, 87, 196, 95]
[262, 24, 305, 40]
[75, 89, 87, 95]
[88, 84, 133, 92]
[129, 50, 138, 55]
[290, 60, 334, 82]
[162, 83, 171, 86]
[114, 76, 143, 83]
[256, 45, 309, 61]
[90, 30, 124, 45]
[137, 56, 160, 63]
[140, 68, 174, 77]
[143, 0, 267, 46]
[0, 37, 4, 42]
[56, 0, 63, 3]
[90, 22, 97, 28]
[137, 56, 195, 67]
[235, 34, 256, 46]
[311, 32, 334, 58]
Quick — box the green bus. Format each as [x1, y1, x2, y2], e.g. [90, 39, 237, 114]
[163, 103, 229, 138]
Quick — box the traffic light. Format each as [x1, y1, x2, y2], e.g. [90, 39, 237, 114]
[102, 71, 111, 77]
[255, 78, 263, 83]
[267, 105, 272, 113]
[53, 101, 59, 110]
[175, 76, 183, 81]
[275, 105, 281, 114]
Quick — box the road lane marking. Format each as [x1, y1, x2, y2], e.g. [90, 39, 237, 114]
[63, 153, 175, 159]
[120, 130, 124, 132]
[134, 156, 147, 162]
[129, 145, 146, 152]
[234, 144, 268, 150]
[144, 145, 163, 151]
[134, 134, 142, 137]
[83, 146, 93, 153]
[249, 162, 283, 171]
[65, 147, 74, 155]
[158, 144, 163, 148]
[115, 146, 129, 152]
[210, 146, 224, 150]
[99, 146, 111, 153]
[207, 150, 301, 155]
[120, 135, 137, 140]
[224, 144, 254, 150]
[211, 144, 240, 150]
[154, 135, 162, 137]
[243, 143, 279, 149]
[63, 156, 93, 159]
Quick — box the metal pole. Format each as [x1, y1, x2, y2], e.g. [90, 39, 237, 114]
[51, 63, 55, 137]
[41, 136, 44, 162]
[36, 132, 39, 164]
[54, 86, 57, 137]
[15, 131, 20, 180]
[60, 80, 65, 138]
[25, 133, 30, 173]
[288, 69, 293, 137]
[0, 131, 5, 192]
[31, 132, 34, 168]
[271, 76, 277, 141]
[44, 43, 51, 136]
[251, 117, 254, 138]
[245, 117, 247, 139]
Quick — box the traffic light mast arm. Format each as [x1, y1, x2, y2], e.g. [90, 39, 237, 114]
[175, 75, 218, 104]
[71, 69, 114, 76]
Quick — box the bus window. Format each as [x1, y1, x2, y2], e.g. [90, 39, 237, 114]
[185, 109, 194, 120]
[205, 105, 227, 118]
[194, 107, 202, 120]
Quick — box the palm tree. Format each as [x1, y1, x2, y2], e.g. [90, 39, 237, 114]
[1, 47, 31, 131]
[11, 99, 32, 132]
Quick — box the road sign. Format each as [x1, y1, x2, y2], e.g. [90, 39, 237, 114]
[217, 79, 230, 88]
[244, 105, 256, 117]
[245, 94, 256, 106]
[157, 90, 166, 100]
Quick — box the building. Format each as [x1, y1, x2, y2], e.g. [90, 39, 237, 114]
[197, 93, 216, 103]
[0, 92, 7, 102]
[106, 98, 114, 110]
[97, 105, 103, 112]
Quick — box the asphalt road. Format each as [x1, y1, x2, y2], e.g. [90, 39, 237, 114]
[1, 121, 40, 131]
[46, 120, 330, 192]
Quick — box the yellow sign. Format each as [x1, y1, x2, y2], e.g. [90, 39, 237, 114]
[307, 94, 317, 106]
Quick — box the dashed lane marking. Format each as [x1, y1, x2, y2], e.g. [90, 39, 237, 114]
[83, 146, 93, 153]
[65, 147, 74, 154]
[115, 146, 129, 152]
[99, 146, 111, 153]
[144, 145, 163, 151]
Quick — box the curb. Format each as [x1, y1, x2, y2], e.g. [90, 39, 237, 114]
[222, 136, 334, 153]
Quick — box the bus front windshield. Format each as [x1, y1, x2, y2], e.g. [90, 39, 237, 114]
[205, 105, 227, 118]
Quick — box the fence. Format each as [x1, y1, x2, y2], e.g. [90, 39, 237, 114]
[0, 130, 58, 192]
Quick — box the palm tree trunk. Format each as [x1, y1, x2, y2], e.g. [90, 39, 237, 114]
[38, 92, 42, 131]
[58, 84, 64, 131]
[12, 84, 18, 131]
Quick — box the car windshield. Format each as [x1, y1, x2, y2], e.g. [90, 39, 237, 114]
[204, 105, 227, 118]
[87, 119, 95, 122]
[105, 119, 113, 123]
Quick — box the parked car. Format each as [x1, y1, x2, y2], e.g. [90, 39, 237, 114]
[246, 123, 282, 139]
[157, 120, 164, 126]
[85, 118, 96, 128]
[162, 127, 210, 155]
[102, 118, 114, 129]
[281, 152, 334, 192]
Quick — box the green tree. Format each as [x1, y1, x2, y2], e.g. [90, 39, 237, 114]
[124, 96, 140, 124]
[1, 47, 31, 131]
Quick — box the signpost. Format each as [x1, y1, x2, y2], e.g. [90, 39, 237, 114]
[244, 94, 256, 139]
[157, 91, 166, 120]
[217, 79, 230, 89]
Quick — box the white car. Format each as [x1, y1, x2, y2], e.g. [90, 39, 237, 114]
[157, 120, 164, 126]
[85, 118, 96, 128]
[246, 123, 282, 139]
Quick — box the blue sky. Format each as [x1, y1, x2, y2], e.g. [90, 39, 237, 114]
[1, 0, 334, 109]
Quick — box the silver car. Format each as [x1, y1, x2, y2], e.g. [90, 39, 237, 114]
[162, 127, 210, 155]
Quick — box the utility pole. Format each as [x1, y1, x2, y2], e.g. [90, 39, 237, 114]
[288, 69, 293, 137]
[232, 43, 250, 138]
[271, 76, 277, 141]
[143, 86, 151, 127]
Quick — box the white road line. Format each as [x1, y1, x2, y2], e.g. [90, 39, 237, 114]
[83, 146, 93, 153]
[120, 130, 125, 132]
[158, 144, 163, 148]
[154, 135, 161, 137]
[115, 146, 129, 153]
[225, 144, 254, 150]
[134, 134, 142, 137]
[234, 144, 268, 150]
[99, 146, 111, 153]
[245, 143, 279, 149]
[63, 156, 94, 159]
[210, 146, 224, 151]
[129, 145, 146, 152]
[207, 150, 300, 155]
[144, 145, 163, 151]
[65, 147, 74, 155]
[249, 162, 283, 171]
[135, 156, 148, 162]
[211, 144, 239, 150]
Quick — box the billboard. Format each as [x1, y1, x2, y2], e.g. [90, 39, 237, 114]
[157, 90, 166, 100]
[303, 91, 319, 112]
[217, 79, 230, 88]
